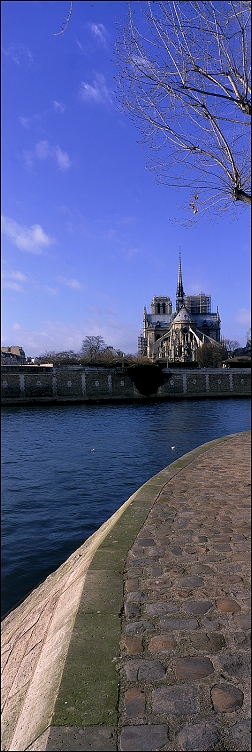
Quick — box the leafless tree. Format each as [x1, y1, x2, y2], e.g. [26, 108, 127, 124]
[36, 350, 80, 364]
[80, 336, 107, 360]
[116, 1, 251, 218]
[222, 338, 240, 353]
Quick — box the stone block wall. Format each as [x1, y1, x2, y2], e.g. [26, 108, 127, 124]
[24, 373, 54, 399]
[1, 373, 20, 399]
[1, 367, 251, 405]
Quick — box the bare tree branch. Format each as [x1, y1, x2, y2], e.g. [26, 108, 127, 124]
[115, 1, 251, 216]
[53, 1, 73, 37]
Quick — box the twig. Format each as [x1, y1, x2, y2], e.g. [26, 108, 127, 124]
[52, 1, 73, 37]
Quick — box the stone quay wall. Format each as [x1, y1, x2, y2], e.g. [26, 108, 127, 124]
[1, 366, 251, 405]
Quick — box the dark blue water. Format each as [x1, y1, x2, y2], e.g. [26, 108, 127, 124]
[1, 398, 250, 618]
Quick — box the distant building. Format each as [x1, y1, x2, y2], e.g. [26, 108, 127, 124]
[138, 255, 221, 362]
[1, 346, 26, 365]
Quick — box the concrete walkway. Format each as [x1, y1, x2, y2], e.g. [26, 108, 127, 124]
[1, 431, 251, 751]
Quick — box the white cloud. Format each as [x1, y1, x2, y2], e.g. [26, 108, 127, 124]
[3, 43, 33, 66]
[2, 281, 23, 291]
[2, 269, 29, 292]
[1, 216, 54, 254]
[4, 270, 28, 282]
[22, 150, 34, 169]
[43, 285, 59, 295]
[235, 308, 251, 326]
[58, 276, 83, 290]
[79, 74, 112, 105]
[4, 321, 86, 357]
[2, 316, 139, 358]
[21, 140, 72, 171]
[53, 100, 65, 114]
[35, 140, 50, 160]
[19, 116, 31, 129]
[54, 146, 72, 170]
[89, 23, 108, 46]
[76, 38, 84, 51]
[124, 246, 140, 261]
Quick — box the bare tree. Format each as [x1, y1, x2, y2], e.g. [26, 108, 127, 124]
[222, 338, 240, 354]
[116, 1, 251, 217]
[36, 350, 80, 364]
[80, 336, 107, 360]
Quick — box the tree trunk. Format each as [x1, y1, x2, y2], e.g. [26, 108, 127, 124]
[233, 188, 251, 204]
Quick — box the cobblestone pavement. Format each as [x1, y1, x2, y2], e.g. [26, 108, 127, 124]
[119, 432, 251, 751]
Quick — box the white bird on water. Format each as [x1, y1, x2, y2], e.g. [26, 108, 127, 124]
[91, 448, 95, 452]
[171, 446, 175, 450]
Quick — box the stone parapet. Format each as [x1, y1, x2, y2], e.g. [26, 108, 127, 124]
[1, 367, 251, 404]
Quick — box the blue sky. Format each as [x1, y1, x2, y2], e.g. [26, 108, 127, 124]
[1, 1, 251, 358]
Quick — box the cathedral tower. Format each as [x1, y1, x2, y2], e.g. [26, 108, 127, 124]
[176, 253, 185, 312]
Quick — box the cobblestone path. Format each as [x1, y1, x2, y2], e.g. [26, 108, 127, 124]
[119, 432, 251, 751]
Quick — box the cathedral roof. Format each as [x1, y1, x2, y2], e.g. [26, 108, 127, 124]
[172, 306, 195, 324]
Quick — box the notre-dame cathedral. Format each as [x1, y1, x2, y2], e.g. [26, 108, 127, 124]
[138, 255, 221, 362]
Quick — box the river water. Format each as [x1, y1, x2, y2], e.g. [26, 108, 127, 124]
[1, 397, 250, 618]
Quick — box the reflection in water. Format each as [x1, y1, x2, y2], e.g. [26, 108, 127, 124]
[1, 398, 250, 616]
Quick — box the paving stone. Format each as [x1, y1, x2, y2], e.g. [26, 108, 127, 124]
[137, 538, 155, 546]
[232, 551, 251, 561]
[124, 636, 143, 655]
[174, 657, 214, 680]
[148, 635, 177, 652]
[152, 685, 200, 715]
[234, 614, 251, 630]
[124, 687, 145, 717]
[233, 631, 250, 648]
[176, 720, 221, 751]
[218, 653, 251, 678]
[125, 603, 141, 618]
[190, 564, 213, 574]
[230, 718, 251, 748]
[126, 592, 145, 603]
[205, 553, 225, 561]
[160, 617, 198, 631]
[189, 632, 226, 652]
[125, 620, 154, 635]
[125, 580, 139, 593]
[145, 602, 179, 616]
[182, 601, 212, 614]
[171, 546, 183, 555]
[211, 683, 244, 712]
[216, 597, 241, 612]
[147, 566, 163, 576]
[120, 724, 168, 751]
[179, 576, 204, 588]
[124, 659, 166, 681]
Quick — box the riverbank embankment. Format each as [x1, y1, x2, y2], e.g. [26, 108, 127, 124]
[1, 431, 250, 751]
[1, 366, 251, 405]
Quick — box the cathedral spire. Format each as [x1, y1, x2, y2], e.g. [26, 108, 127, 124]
[176, 252, 185, 311]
